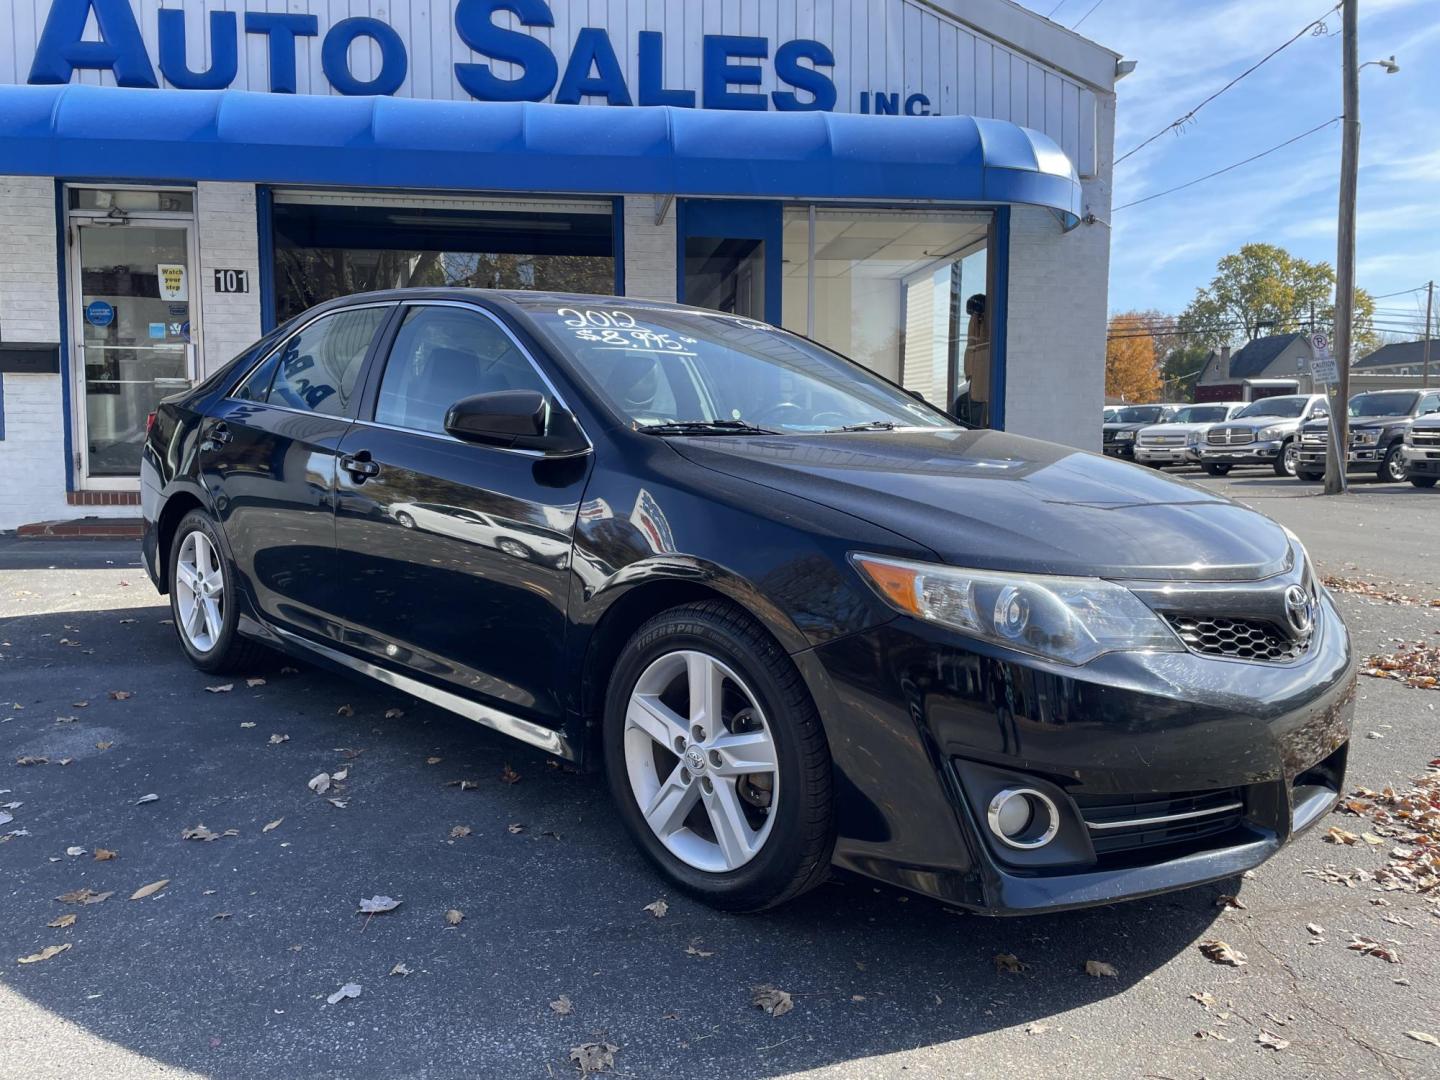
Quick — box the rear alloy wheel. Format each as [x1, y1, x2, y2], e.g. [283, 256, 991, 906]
[1274, 440, 1299, 477]
[1202, 463, 1233, 477]
[1379, 445, 1407, 483]
[604, 600, 834, 911]
[169, 510, 269, 674]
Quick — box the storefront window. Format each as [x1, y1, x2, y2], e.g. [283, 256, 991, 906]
[272, 200, 615, 324]
[781, 208, 994, 425]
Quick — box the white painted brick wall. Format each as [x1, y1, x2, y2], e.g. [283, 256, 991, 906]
[0, 175, 78, 530]
[1002, 93, 1114, 452]
[196, 182, 262, 378]
[622, 198, 677, 303]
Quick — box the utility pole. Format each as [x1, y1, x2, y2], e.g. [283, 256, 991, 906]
[1424, 280, 1434, 388]
[1325, 0, 1359, 495]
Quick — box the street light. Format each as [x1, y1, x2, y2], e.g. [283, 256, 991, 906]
[1324, 0, 1400, 495]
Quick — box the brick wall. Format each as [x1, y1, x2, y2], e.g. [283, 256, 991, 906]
[1002, 92, 1114, 452]
[196, 182, 262, 378]
[0, 175, 76, 531]
[622, 198, 677, 303]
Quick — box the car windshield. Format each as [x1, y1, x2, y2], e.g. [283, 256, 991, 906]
[520, 303, 954, 434]
[1114, 406, 1164, 423]
[1349, 392, 1419, 418]
[1170, 405, 1230, 423]
[1235, 396, 1307, 419]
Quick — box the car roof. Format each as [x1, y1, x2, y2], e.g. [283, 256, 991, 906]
[308, 287, 714, 318]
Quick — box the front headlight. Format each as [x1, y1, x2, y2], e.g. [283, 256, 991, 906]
[1187, 430, 1201, 446]
[851, 554, 1182, 666]
[1116, 430, 1135, 441]
[1351, 429, 1379, 445]
[1257, 425, 1285, 440]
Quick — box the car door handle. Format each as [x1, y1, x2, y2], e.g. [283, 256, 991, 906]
[205, 422, 232, 446]
[340, 452, 381, 481]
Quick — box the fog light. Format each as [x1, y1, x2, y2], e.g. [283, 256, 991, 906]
[987, 788, 1060, 850]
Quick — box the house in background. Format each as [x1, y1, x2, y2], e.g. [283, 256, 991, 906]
[1193, 333, 1316, 402]
[1353, 339, 1440, 380]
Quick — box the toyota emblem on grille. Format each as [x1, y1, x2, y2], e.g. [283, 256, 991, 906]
[1284, 585, 1314, 638]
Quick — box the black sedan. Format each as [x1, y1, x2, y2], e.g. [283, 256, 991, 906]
[141, 290, 1354, 914]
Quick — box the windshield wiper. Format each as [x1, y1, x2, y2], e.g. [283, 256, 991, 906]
[638, 419, 778, 436]
[826, 420, 898, 432]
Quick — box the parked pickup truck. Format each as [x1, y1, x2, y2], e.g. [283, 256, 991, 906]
[1197, 394, 1329, 477]
[1103, 404, 1182, 459]
[1403, 410, 1440, 489]
[1296, 389, 1440, 482]
[1134, 402, 1246, 467]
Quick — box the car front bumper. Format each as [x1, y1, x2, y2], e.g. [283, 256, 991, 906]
[1135, 445, 1196, 464]
[796, 589, 1354, 914]
[1404, 446, 1440, 475]
[1198, 439, 1283, 465]
[1102, 441, 1136, 458]
[1298, 445, 1386, 469]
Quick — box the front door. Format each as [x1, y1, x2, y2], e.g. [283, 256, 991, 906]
[332, 301, 590, 730]
[677, 200, 782, 325]
[70, 214, 198, 485]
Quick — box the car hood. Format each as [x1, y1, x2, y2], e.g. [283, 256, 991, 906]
[1102, 422, 1149, 436]
[1217, 416, 1301, 431]
[669, 428, 1293, 582]
[1137, 422, 1207, 436]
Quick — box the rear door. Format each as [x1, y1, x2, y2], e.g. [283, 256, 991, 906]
[200, 302, 393, 641]
[331, 300, 591, 730]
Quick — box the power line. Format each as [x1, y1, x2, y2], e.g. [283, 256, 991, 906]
[1115, 3, 1340, 166]
[1113, 117, 1340, 212]
[1072, 0, 1106, 30]
[1370, 284, 1430, 300]
[1047, 0, 1070, 16]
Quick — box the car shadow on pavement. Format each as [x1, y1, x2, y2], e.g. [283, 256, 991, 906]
[0, 603, 1233, 1079]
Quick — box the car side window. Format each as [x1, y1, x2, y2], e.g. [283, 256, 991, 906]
[1310, 402, 1329, 419]
[231, 349, 281, 403]
[1421, 394, 1440, 415]
[262, 307, 388, 417]
[375, 306, 550, 436]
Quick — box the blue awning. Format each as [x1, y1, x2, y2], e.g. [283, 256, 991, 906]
[0, 85, 1082, 223]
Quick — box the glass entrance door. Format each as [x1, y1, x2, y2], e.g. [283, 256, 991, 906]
[71, 221, 196, 481]
[677, 201, 781, 325]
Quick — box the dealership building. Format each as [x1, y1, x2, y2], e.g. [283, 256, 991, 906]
[0, 0, 1119, 531]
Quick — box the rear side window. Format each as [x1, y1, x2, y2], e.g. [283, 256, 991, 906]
[242, 307, 387, 416]
[374, 306, 549, 436]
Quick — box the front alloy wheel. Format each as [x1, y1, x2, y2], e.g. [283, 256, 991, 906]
[1275, 440, 1299, 477]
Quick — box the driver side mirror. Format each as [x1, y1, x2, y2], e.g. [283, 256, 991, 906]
[444, 390, 588, 456]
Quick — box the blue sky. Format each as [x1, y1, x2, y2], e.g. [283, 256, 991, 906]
[1014, 0, 1440, 334]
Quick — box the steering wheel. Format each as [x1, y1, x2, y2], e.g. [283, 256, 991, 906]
[751, 402, 808, 426]
[811, 411, 849, 428]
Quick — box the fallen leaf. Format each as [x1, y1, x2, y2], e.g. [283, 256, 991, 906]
[752, 985, 794, 1017]
[0, 812, 10, 827]
[65, 846, 85, 857]
[1084, 960, 1118, 978]
[15, 757, 48, 766]
[331, 768, 349, 782]
[550, 994, 574, 1015]
[994, 952, 1025, 974]
[308, 773, 331, 795]
[108, 690, 133, 701]
[56, 888, 112, 905]
[1257, 1031, 1290, 1051]
[425, 756, 442, 765]
[336, 704, 354, 717]
[246, 678, 266, 688]
[500, 764, 521, 784]
[643, 899, 669, 919]
[445, 909, 464, 926]
[1025, 1021, 1049, 1035]
[326, 797, 348, 809]
[268, 734, 289, 745]
[1306, 923, 1325, 936]
[1215, 894, 1246, 910]
[95, 742, 113, 751]
[685, 939, 714, 958]
[1347, 936, 1401, 963]
[129, 879, 170, 901]
[1405, 1031, 1440, 1047]
[182, 824, 224, 842]
[446, 779, 478, 791]
[240, 722, 256, 729]
[1198, 940, 1247, 967]
[450, 825, 472, 839]
[204, 684, 233, 694]
[280, 666, 298, 675]
[1190, 991, 1216, 1010]
[263, 818, 283, 833]
[93, 848, 117, 861]
[389, 962, 412, 977]
[48, 913, 76, 929]
[358, 895, 401, 914]
[17, 943, 71, 965]
[134, 793, 158, 805]
[326, 982, 361, 1005]
[1326, 826, 1359, 845]
[569, 1042, 617, 1075]
[507, 823, 525, 834]
[212, 912, 232, 921]
[384, 708, 404, 719]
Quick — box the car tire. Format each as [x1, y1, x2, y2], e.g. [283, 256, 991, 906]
[603, 599, 835, 912]
[1378, 445, 1407, 483]
[496, 537, 532, 561]
[1412, 475, 1438, 489]
[1273, 440, 1299, 477]
[168, 510, 269, 675]
[1295, 469, 1323, 482]
[1202, 463, 1232, 476]
[395, 511, 416, 529]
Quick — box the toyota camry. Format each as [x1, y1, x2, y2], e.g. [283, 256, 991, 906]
[142, 290, 1355, 914]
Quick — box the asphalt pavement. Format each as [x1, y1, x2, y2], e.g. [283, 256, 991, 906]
[1, 470, 1438, 1080]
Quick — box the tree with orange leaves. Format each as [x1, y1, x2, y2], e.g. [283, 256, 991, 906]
[1106, 312, 1162, 402]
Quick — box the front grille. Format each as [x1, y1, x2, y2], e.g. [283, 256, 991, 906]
[1163, 614, 1309, 662]
[1139, 434, 1183, 446]
[1413, 430, 1440, 447]
[1207, 426, 1254, 446]
[1302, 432, 1327, 446]
[1075, 787, 1246, 859]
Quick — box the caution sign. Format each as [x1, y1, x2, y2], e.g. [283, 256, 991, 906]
[158, 263, 188, 302]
